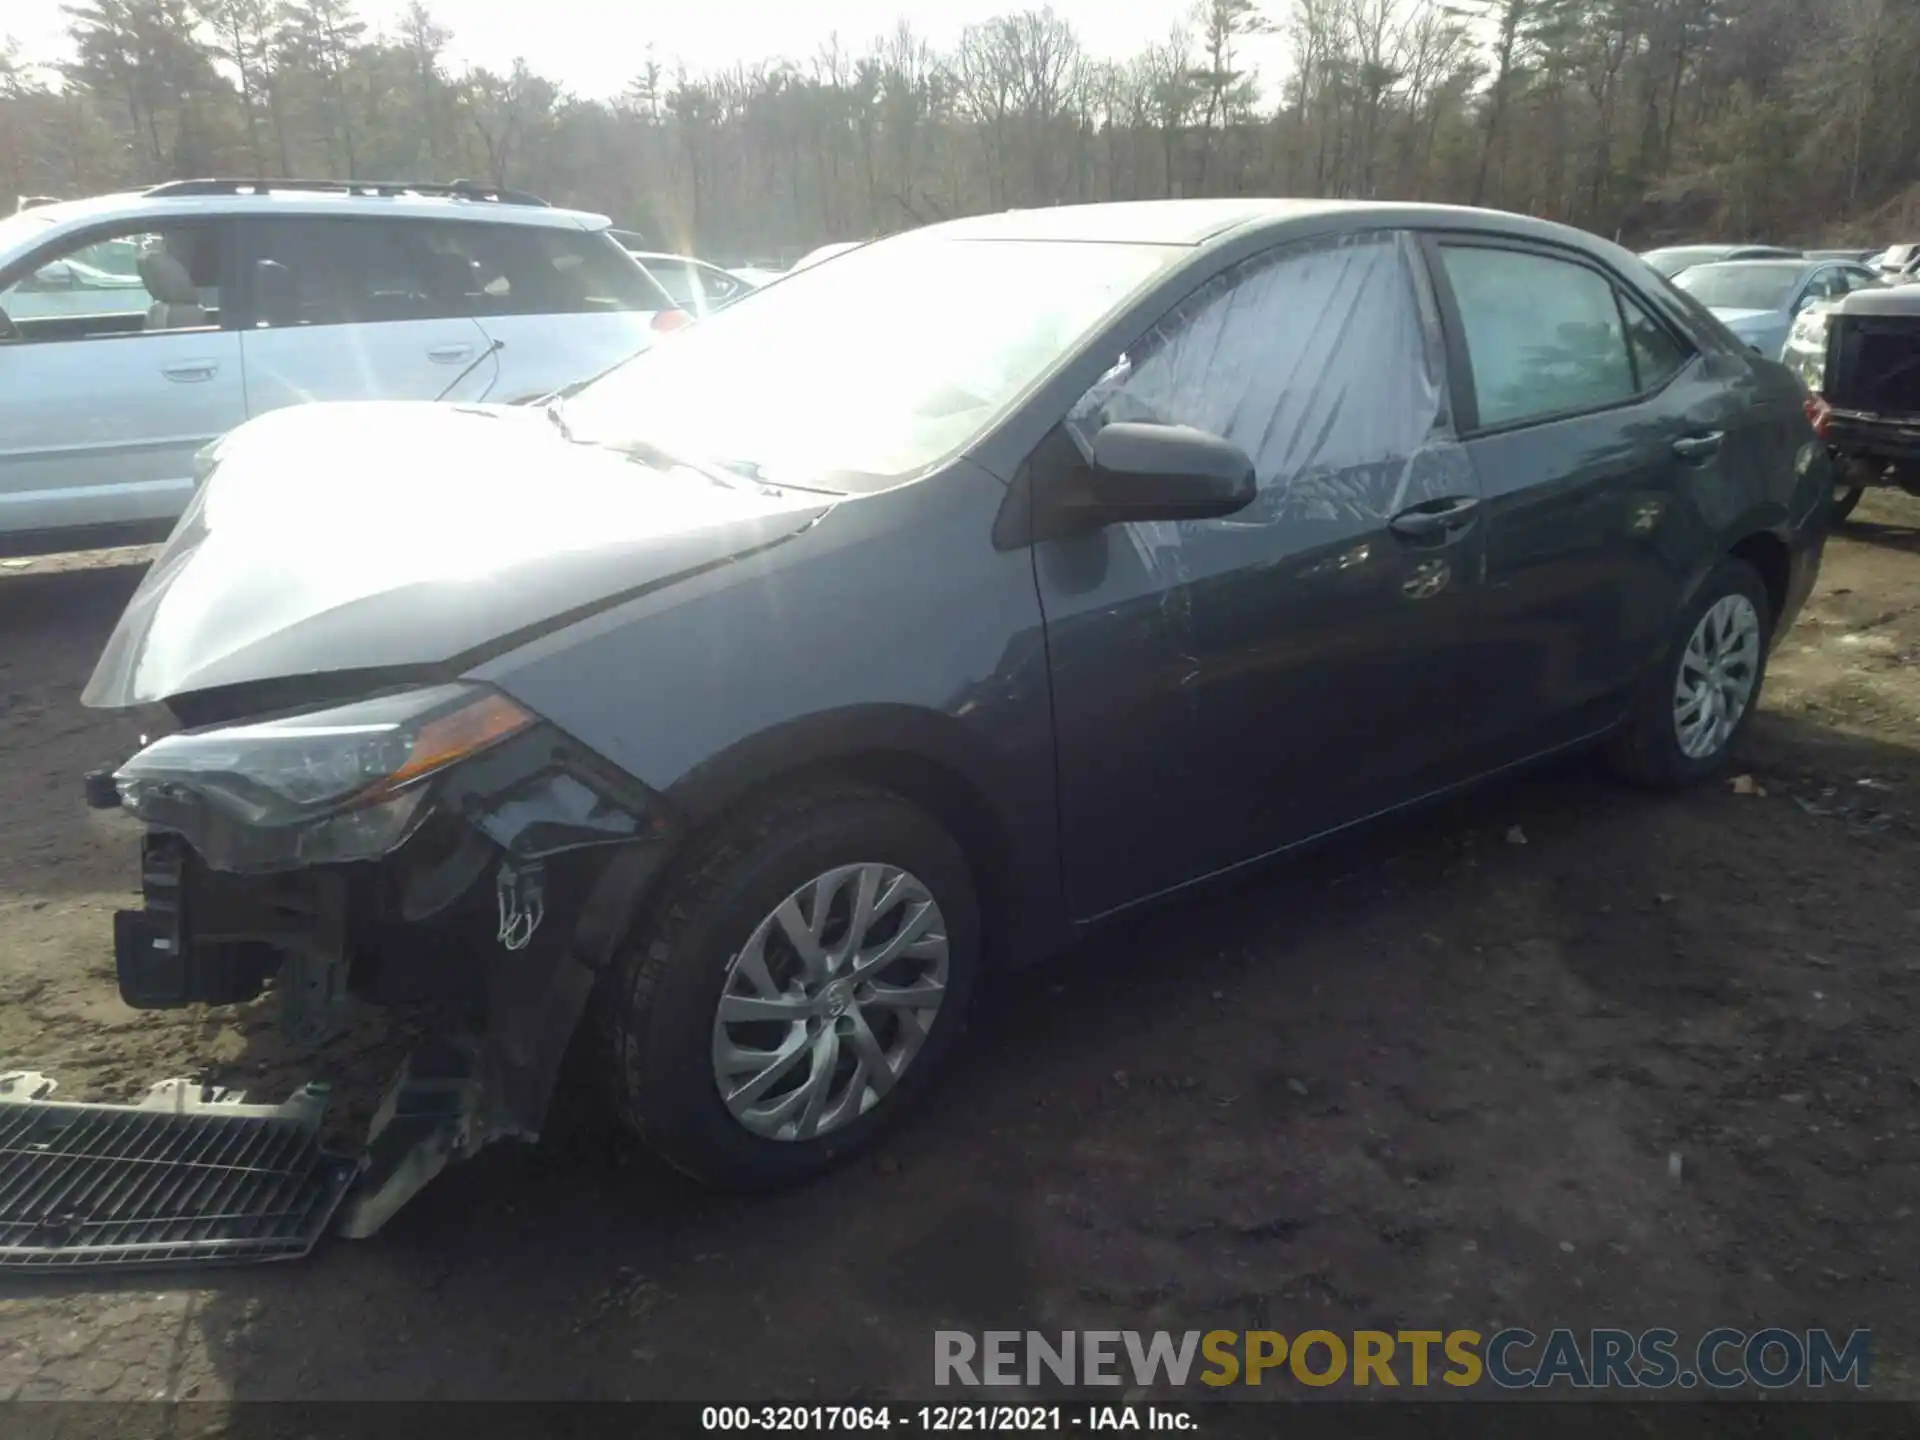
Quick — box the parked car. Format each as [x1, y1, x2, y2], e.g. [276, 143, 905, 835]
[1787, 284, 1920, 521]
[730, 264, 787, 288]
[617, 246, 760, 313]
[1670, 257, 1882, 358]
[1641, 243, 1801, 278]
[82, 198, 1830, 1236]
[791, 240, 866, 271]
[1806, 248, 1879, 263]
[1869, 243, 1919, 276]
[0, 178, 676, 557]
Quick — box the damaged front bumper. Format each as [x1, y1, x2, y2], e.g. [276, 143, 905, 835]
[88, 703, 679, 1244]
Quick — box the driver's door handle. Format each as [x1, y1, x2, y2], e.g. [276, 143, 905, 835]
[427, 344, 475, 364]
[1673, 430, 1724, 462]
[160, 361, 219, 383]
[1389, 495, 1481, 542]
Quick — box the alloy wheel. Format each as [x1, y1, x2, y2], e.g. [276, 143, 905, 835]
[1672, 593, 1762, 761]
[711, 863, 949, 1141]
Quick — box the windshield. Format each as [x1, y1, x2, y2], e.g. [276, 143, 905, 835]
[1672, 262, 1805, 312]
[557, 233, 1177, 493]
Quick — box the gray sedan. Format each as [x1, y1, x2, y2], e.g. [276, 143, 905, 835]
[1672, 258, 1883, 358]
[83, 198, 1831, 1232]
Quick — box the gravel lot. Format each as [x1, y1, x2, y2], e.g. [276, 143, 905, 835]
[2, 495, 1918, 1403]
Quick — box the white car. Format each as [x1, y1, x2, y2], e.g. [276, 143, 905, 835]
[791, 241, 867, 272]
[0, 178, 676, 556]
[613, 244, 761, 314]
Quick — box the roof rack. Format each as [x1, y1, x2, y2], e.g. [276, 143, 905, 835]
[142, 178, 550, 207]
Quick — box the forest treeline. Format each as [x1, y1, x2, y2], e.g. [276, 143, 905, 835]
[2, 0, 1917, 264]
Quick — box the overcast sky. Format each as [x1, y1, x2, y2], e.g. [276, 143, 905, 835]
[6, 0, 1292, 103]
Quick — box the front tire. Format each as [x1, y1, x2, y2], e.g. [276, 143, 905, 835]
[1605, 558, 1773, 790]
[598, 782, 980, 1187]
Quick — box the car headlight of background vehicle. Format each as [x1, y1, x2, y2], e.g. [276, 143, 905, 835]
[115, 684, 535, 873]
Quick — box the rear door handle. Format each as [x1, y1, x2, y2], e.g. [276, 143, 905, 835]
[1389, 495, 1480, 543]
[161, 361, 218, 383]
[427, 344, 474, 364]
[1673, 431, 1724, 461]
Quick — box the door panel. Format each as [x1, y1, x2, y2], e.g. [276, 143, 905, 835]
[1433, 239, 1739, 762]
[234, 216, 498, 416]
[0, 332, 246, 537]
[240, 318, 497, 413]
[0, 219, 244, 540]
[1034, 231, 1484, 919]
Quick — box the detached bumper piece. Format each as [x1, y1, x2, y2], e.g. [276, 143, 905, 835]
[0, 1071, 355, 1272]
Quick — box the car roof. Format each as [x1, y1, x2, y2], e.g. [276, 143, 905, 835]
[1682, 257, 1829, 275]
[624, 250, 720, 268]
[912, 198, 1634, 258]
[3, 186, 611, 244]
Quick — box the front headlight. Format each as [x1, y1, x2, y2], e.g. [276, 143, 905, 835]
[115, 683, 535, 873]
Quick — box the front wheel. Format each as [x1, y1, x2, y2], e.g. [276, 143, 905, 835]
[1832, 485, 1865, 523]
[1605, 558, 1773, 790]
[597, 782, 980, 1188]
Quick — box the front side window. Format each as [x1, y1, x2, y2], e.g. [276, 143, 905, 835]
[1065, 230, 1455, 526]
[1440, 245, 1634, 429]
[1, 223, 223, 339]
[415, 223, 668, 316]
[557, 234, 1176, 493]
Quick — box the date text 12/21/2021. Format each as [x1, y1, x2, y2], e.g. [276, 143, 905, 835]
[701, 1406, 1194, 1432]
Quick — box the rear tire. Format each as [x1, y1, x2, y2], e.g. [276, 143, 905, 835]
[1605, 558, 1773, 790]
[596, 782, 980, 1188]
[1832, 485, 1865, 523]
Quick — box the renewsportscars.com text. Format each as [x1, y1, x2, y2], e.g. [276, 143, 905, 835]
[934, 1327, 1872, 1390]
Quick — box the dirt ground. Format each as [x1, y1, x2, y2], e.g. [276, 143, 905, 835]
[1, 496, 1919, 1404]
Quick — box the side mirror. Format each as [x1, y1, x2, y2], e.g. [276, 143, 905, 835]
[1085, 422, 1257, 524]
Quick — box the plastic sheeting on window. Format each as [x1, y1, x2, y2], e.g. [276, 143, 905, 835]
[1063, 229, 1467, 579]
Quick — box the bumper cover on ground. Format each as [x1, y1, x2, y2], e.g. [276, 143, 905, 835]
[0, 1071, 356, 1271]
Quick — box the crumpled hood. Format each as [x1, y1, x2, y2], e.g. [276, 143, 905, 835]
[84, 401, 832, 707]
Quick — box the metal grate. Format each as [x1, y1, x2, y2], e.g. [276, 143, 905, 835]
[0, 1075, 356, 1271]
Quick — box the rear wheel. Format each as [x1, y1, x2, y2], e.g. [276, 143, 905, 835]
[1832, 485, 1865, 523]
[597, 783, 980, 1187]
[1606, 558, 1773, 790]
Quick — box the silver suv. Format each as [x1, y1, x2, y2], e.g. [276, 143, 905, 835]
[0, 178, 673, 556]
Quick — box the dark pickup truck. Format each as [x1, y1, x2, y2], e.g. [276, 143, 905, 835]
[1790, 284, 1920, 520]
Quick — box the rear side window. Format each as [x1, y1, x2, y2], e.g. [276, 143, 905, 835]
[1620, 294, 1690, 392]
[1439, 245, 1635, 429]
[242, 218, 446, 327]
[413, 222, 667, 316]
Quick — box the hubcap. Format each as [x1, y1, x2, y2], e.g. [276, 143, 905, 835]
[1673, 594, 1762, 760]
[711, 863, 949, 1142]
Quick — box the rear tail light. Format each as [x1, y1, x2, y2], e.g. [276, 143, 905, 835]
[651, 309, 690, 332]
[1804, 393, 1832, 439]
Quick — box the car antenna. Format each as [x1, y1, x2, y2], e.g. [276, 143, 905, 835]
[434, 337, 505, 403]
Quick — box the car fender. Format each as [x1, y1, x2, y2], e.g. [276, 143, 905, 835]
[470, 461, 1075, 967]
